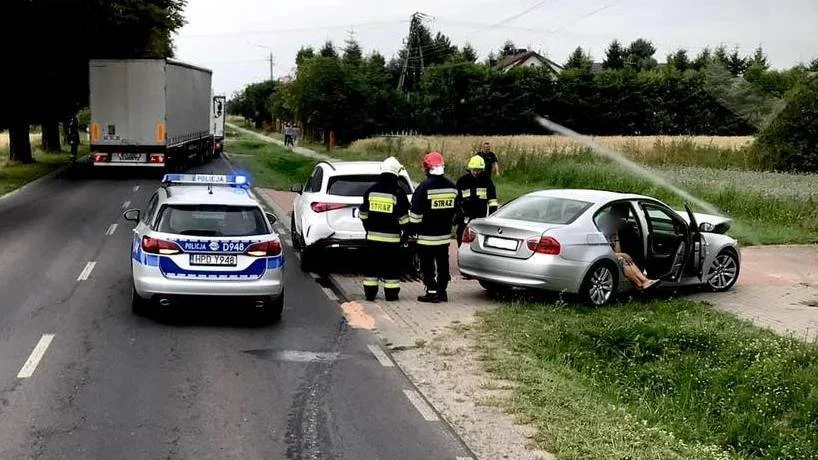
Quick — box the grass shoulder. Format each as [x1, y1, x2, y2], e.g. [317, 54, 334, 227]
[0, 143, 89, 197]
[224, 133, 314, 190]
[477, 298, 818, 459]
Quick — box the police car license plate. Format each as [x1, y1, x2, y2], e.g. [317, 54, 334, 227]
[190, 254, 237, 266]
[114, 153, 146, 162]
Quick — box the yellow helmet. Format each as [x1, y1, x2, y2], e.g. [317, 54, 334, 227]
[467, 155, 485, 171]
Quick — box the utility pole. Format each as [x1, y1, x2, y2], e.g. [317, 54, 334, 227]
[397, 12, 427, 92]
[267, 53, 275, 80]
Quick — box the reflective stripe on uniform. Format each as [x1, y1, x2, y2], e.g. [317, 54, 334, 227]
[383, 279, 400, 289]
[363, 277, 379, 287]
[409, 211, 423, 223]
[369, 192, 397, 202]
[366, 231, 401, 243]
[358, 211, 369, 220]
[460, 189, 471, 198]
[417, 234, 452, 246]
[398, 214, 409, 225]
[488, 199, 498, 207]
[426, 188, 458, 198]
[476, 187, 488, 199]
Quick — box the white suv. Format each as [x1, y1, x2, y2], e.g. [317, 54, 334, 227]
[290, 161, 414, 271]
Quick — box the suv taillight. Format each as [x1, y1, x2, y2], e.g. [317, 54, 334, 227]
[526, 235, 561, 255]
[142, 236, 181, 255]
[311, 202, 347, 213]
[245, 240, 282, 257]
[462, 226, 477, 243]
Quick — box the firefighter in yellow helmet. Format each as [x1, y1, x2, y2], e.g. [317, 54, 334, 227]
[455, 155, 498, 247]
[358, 157, 411, 301]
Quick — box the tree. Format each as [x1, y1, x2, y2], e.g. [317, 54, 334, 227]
[626, 38, 657, 71]
[295, 46, 315, 67]
[713, 45, 730, 68]
[667, 49, 691, 72]
[809, 58, 818, 72]
[461, 44, 479, 63]
[756, 77, 818, 172]
[320, 41, 338, 59]
[692, 47, 712, 70]
[429, 32, 457, 65]
[727, 48, 749, 76]
[564, 47, 593, 72]
[749, 46, 769, 70]
[342, 37, 363, 67]
[602, 40, 626, 70]
[500, 40, 517, 58]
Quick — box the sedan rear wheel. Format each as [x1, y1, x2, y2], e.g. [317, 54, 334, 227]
[579, 262, 617, 306]
[706, 250, 740, 292]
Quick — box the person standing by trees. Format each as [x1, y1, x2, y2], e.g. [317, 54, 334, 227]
[476, 141, 500, 177]
[68, 115, 80, 162]
[455, 155, 498, 246]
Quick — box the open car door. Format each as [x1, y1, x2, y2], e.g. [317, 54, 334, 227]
[640, 201, 694, 282]
[684, 204, 706, 280]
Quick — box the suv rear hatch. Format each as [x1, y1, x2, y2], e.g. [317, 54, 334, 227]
[320, 175, 413, 235]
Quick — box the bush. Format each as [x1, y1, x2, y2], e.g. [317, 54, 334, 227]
[755, 77, 818, 172]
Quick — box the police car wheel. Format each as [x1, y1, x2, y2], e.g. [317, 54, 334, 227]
[131, 286, 150, 316]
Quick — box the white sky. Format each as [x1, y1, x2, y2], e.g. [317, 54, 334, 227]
[173, 0, 818, 96]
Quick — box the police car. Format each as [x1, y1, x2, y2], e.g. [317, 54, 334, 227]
[123, 174, 284, 322]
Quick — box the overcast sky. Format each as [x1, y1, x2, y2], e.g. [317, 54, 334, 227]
[173, 0, 818, 96]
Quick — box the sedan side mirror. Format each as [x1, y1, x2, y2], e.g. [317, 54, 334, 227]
[699, 222, 714, 232]
[266, 212, 278, 225]
[290, 184, 303, 194]
[123, 209, 141, 223]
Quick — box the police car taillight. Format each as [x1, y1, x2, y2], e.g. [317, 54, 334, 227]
[142, 236, 181, 255]
[245, 240, 282, 257]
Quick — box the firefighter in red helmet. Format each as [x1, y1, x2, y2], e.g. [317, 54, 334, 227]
[408, 151, 460, 303]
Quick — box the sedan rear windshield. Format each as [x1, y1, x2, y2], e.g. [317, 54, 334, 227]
[327, 175, 412, 196]
[493, 196, 592, 225]
[156, 205, 269, 237]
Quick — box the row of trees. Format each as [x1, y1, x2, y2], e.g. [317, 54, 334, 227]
[2, 0, 186, 162]
[229, 24, 817, 170]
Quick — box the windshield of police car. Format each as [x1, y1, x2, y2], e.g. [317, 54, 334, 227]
[156, 205, 269, 237]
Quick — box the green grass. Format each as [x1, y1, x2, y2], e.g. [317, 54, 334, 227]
[476, 299, 818, 460]
[224, 134, 315, 190]
[0, 144, 89, 197]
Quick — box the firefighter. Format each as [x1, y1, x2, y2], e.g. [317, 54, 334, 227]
[409, 151, 459, 303]
[455, 155, 499, 246]
[358, 157, 411, 301]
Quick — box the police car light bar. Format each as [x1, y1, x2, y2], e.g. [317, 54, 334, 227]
[161, 174, 250, 187]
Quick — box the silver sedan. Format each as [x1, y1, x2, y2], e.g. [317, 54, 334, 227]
[458, 189, 740, 306]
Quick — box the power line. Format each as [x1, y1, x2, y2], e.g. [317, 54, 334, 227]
[489, 0, 559, 28]
[543, 0, 628, 36]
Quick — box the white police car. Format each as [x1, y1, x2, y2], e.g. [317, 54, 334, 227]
[123, 174, 284, 322]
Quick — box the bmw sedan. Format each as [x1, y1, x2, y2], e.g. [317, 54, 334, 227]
[458, 189, 740, 306]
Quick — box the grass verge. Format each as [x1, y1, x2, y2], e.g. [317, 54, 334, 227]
[0, 144, 89, 197]
[476, 299, 818, 460]
[224, 133, 314, 190]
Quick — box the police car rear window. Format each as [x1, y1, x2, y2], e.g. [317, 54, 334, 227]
[155, 205, 269, 237]
[327, 175, 412, 196]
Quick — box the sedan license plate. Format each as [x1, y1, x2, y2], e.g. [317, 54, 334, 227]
[114, 153, 146, 162]
[190, 254, 237, 266]
[484, 236, 518, 251]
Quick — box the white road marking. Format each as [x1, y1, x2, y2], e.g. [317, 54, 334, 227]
[77, 261, 97, 281]
[309, 273, 320, 280]
[17, 334, 55, 379]
[132, 185, 140, 192]
[122, 200, 131, 209]
[105, 224, 118, 236]
[321, 287, 339, 301]
[367, 344, 394, 367]
[456, 457, 474, 460]
[403, 389, 439, 421]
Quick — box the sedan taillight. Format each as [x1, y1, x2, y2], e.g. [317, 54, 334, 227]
[527, 235, 561, 255]
[142, 236, 181, 255]
[311, 202, 348, 213]
[462, 226, 477, 243]
[245, 240, 282, 257]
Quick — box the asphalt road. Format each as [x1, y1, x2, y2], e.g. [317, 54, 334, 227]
[0, 157, 472, 459]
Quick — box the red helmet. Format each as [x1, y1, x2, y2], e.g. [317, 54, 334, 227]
[422, 151, 445, 171]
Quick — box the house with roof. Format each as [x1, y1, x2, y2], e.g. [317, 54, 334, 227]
[494, 49, 563, 76]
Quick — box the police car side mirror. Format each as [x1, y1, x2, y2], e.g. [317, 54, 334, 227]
[123, 209, 141, 223]
[290, 183, 303, 194]
[265, 212, 277, 225]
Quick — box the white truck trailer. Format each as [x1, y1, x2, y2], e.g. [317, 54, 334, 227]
[89, 59, 213, 169]
[212, 95, 226, 156]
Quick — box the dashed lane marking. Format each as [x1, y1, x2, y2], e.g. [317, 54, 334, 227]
[403, 389, 439, 421]
[122, 200, 131, 209]
[105, 224, 118, 236]
[321, 287, 339, 301]
[17, 334, 55, 379]
[309, 273, 320, 279]
[132, 185, 140, 192]
[77, 261, 97, 281]
[367, 344, 394, 367]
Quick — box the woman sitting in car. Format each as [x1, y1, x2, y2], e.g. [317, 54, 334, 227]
[599, 204, 660, 292]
